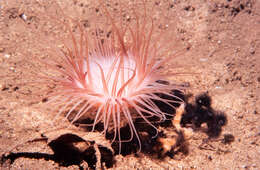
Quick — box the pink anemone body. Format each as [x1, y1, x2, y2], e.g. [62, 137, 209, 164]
[44, 1, 183, 152]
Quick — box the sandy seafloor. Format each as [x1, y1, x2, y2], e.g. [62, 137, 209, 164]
[0, 0, 259, 169]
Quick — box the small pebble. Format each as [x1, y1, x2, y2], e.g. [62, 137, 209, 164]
[208, 155, 213, 161]
[257, 127, 260, 136]
[9, 67, 16, 72]
[126, 15, 130, 21]
[241, 165, 248, 169]
[0, 47, 5, 52]
[199, 58, 208, 62]
[238, 115, 243, 119]
[4, 54, 10, 58]
[20, 13, 27, 21]
[222, 134, 235, 144]
[249, 48, 255, 54]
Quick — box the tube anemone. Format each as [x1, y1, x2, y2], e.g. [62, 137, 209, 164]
[42, 1, 184, 152]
